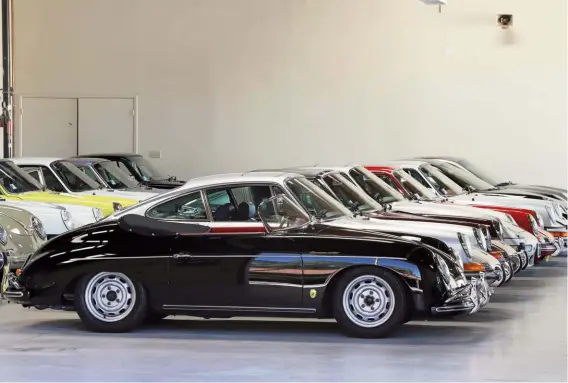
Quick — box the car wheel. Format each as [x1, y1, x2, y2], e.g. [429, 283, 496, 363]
[491, 265, 505, 287]
[145, 311, 169, 323]
[511, 255, 521, 274]
[520, 251, 529, 270]
[503, 261, 513, 283]
[75, 271, 148, 333]
[332, 267, 407, 338]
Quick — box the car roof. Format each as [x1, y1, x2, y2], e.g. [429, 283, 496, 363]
[74, 153, 141, 159]
[180, 171, 304, 190]
[415, 156, 462, 162]
[67, 157, 108, 165]
[11, 157, 63, 166]
[251, 167, 339, 178]
[383, 160, 430, 168]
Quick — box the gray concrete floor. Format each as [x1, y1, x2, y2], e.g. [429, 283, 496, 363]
[0, 257, 566, 382]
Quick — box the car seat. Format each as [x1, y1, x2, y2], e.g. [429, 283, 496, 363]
[214, 203, 235, 221]
[235, 201, 256, 221]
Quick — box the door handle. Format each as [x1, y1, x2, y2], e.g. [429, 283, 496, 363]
[172, 252, 192, 260]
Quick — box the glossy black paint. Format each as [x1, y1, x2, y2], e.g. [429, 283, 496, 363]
[11, 215, 461, 318]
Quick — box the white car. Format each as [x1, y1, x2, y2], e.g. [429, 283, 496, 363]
[0, 199, 101, 238]
[11, 157, 158, 201]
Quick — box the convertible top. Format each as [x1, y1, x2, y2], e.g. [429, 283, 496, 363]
[117, 214, 211, 237]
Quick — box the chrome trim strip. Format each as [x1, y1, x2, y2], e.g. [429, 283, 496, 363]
[162, 305, 316, 313]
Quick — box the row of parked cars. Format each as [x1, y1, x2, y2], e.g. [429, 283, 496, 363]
[1, 154, 566, 338]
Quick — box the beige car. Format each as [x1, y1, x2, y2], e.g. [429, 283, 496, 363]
[0, 205, 46, 279]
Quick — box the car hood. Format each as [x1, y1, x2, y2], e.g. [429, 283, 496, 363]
[391, 200, 506, 222]
[5, 191, 136, 216]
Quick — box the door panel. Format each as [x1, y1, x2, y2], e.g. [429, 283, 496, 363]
[21, 97, 78, 157]
[78, 98, 134, 154]
[166, 235, 303, 310]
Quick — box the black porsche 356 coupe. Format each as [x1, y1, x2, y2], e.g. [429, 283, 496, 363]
[1, 195, 484, 338]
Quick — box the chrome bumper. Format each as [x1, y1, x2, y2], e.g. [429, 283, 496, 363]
[431, 274, 491, 315]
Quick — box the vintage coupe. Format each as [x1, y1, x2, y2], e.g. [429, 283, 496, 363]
[416, 156, 567, 202]
[2, 192, 487, 338]
[12, 158, 157, 201]
[0, 204, 46, 279]
[66, 157, 163, 194]
[0, 159, 136, 217]
[73, 153, 185, 190]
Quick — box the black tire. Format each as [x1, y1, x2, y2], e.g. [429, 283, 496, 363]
[520, 252, 529, 270]
[332, 267, 407, 338]
[74, 271, 149, 333]
[145, 311, 169, 323]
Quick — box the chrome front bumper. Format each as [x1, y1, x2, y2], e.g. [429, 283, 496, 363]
[431, 274, 491, 315]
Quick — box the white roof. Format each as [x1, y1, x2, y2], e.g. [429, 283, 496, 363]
[12, 157, 63, 166]
[382, 160, 430, 168]
[179, 171, 304, 190]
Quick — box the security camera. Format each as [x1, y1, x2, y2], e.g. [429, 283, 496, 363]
[498, 14, 513, 28]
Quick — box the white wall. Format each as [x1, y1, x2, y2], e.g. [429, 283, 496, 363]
[12, 0, 567, 187]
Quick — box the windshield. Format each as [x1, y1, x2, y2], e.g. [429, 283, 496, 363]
[128, 156, 165, 182]
[0, 161, 42, 194]
[95, 161, 139, 189]
[285, 177, 352, 220]
[436, 163, 494, 191]
[392, 169, 438, 201]
[419, 164, 464, 196]
[348, 166, 405, 204]
[51, 161, 102, 192]
[456, 159, 502, 186]
[317, 173, 382, 213]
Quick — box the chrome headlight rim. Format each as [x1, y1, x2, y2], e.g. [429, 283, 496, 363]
[535, 213, 544, 228]
[457, 232, 473, 260]
[552, 201, 563, 218]
[528, 214, 539, 234]
[449, 247, 464, 270]
[31, 216, 47, 240]
[92, 208, 104, 221]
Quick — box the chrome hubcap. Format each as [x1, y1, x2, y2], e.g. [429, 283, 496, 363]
[84, 272, 136, 322]
[342, 275, 395, 328]
[504, 263, 512, 281]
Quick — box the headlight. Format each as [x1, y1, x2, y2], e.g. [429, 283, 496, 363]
[112, 202, 123, 212]
[545, 205, 556, 221]
[92, 208, 104, 221]
[60, 209, 75, 230]
[31, 216, 47, 240]
[457, 232, 473, 260]
[553, 201, 564, 218]
[535, 213, 544, 228]
[474, 227, 487, 251]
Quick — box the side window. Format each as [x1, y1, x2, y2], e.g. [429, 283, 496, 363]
[115, 161, 134, 178]
[207, 185, 273, 222]
[147, 191, 207, 220]
[375, 173, 398, 190]
[21, 166, 41, 183]
[405, 168, 431, 188]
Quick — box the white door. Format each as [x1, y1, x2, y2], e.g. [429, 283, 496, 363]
[77, 98, 135, 154]
[21, 97, 78, 157]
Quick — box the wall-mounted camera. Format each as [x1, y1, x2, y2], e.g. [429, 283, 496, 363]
[497, 14, 513, 29]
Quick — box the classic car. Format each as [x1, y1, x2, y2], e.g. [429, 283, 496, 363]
[365, 165, 540, 266]
[0, 204, 46, 277]
[290, 165, 530, 270]
[2, 194, 488, 338]
[255, 167, 510, 286]
[0, 159, 137, 216]
[106, 171, 495, 301]
[415, 156, 567, 202]
[66, 157, 163, 194]
[12, 157, 158, 201]
[382, 160, 567, 232]
[72, 153, 185, 190]
[0, 199, 101, 238]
